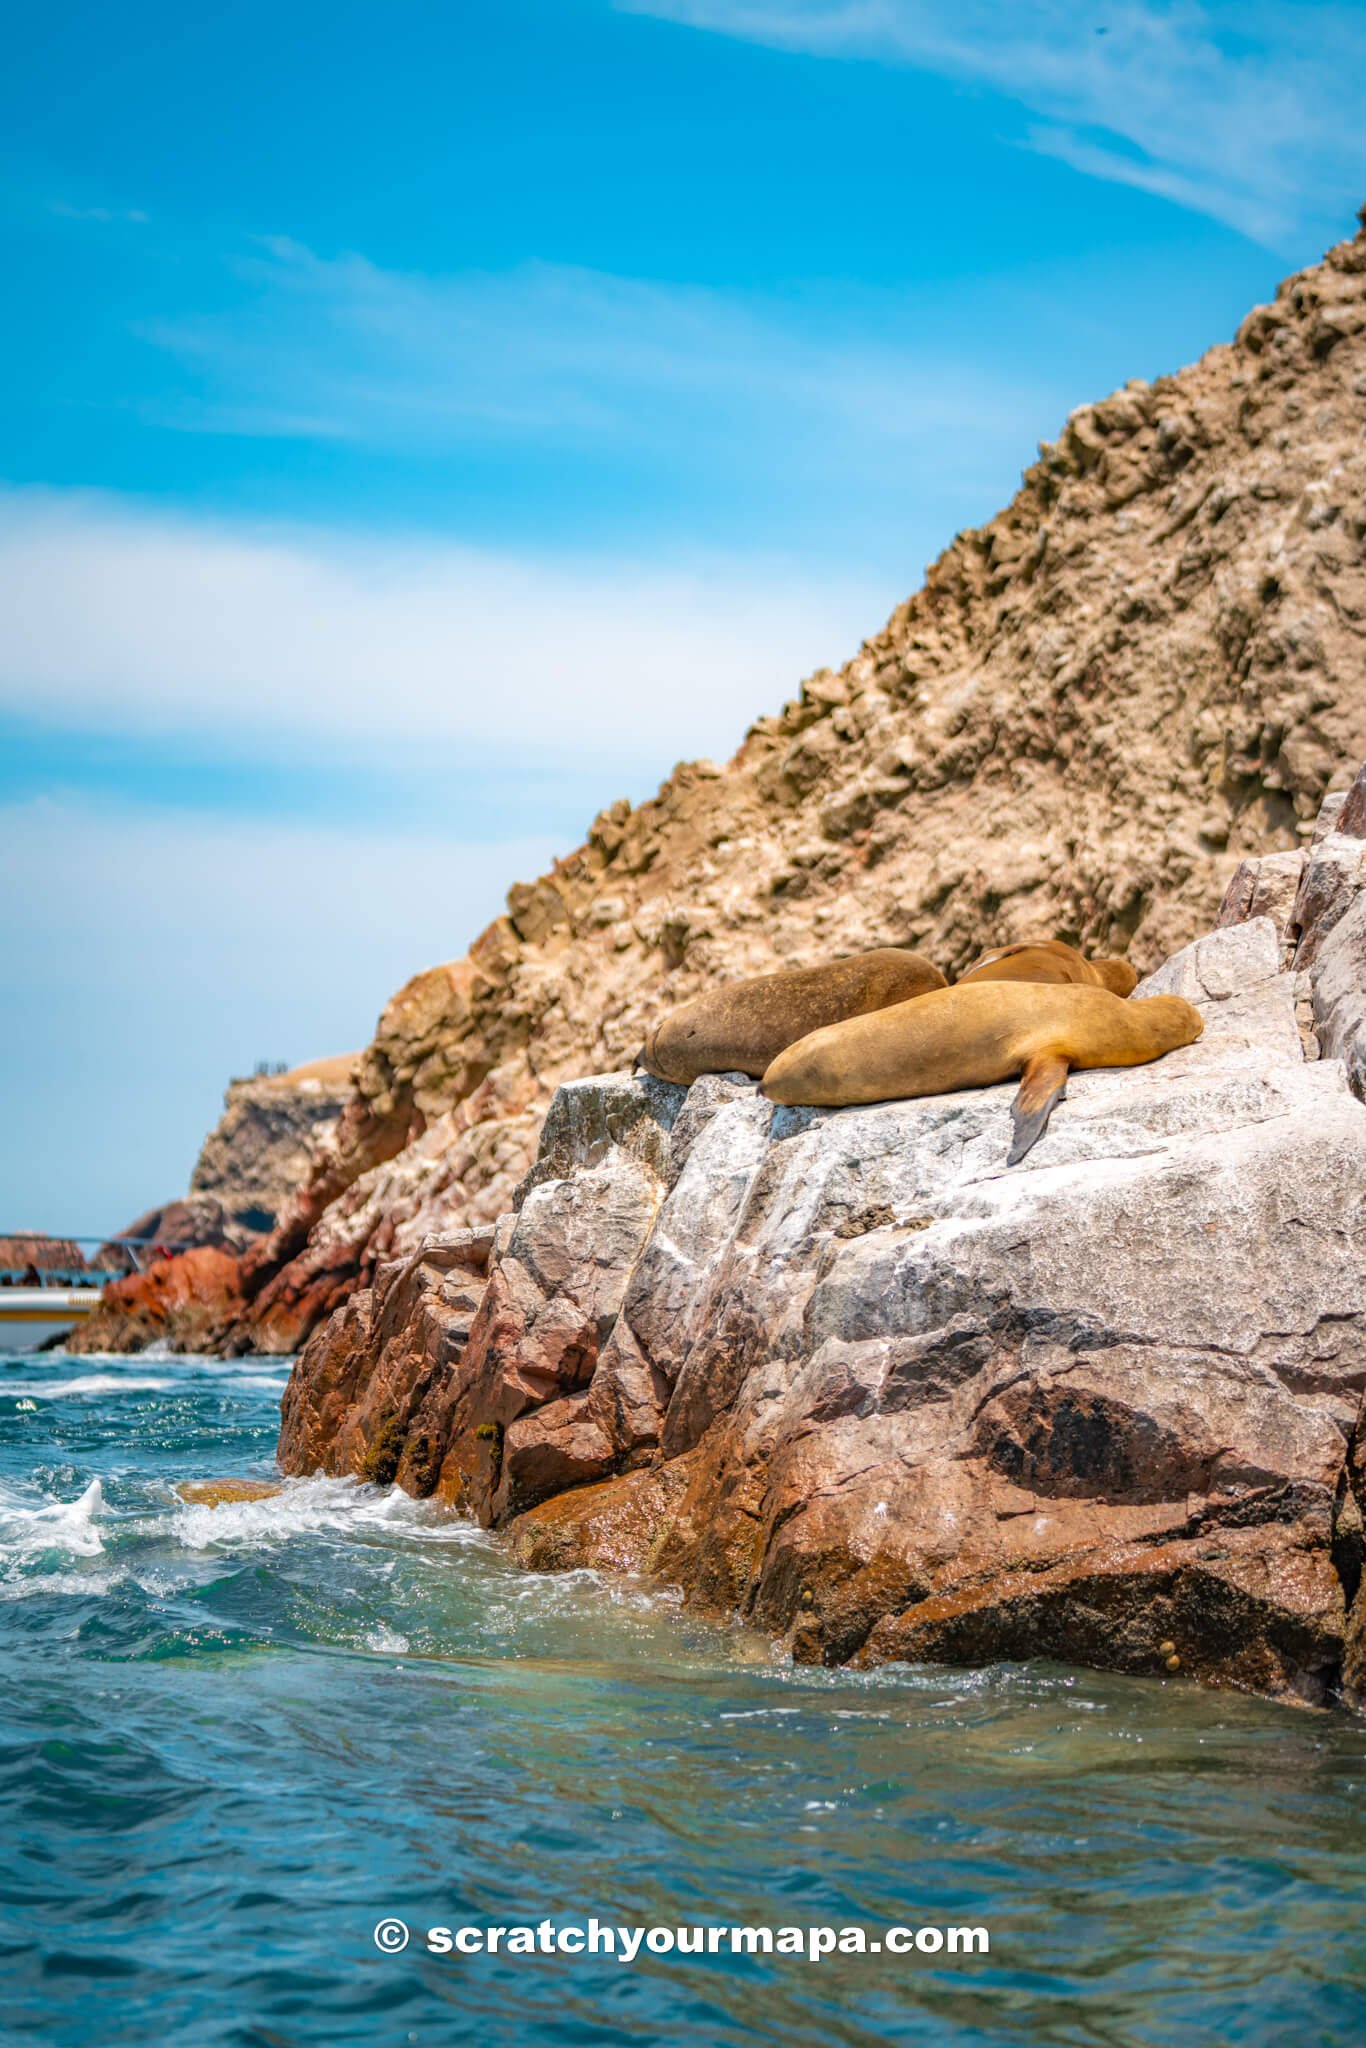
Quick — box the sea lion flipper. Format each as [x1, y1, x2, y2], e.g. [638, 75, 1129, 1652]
[1007, 1054, 1070, 1165]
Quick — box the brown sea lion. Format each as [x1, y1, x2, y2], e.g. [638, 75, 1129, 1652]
[636, 948, 947, 1085]
[958, 939, 1138, 996]
[177, 1478, 282, 1507]
[761, 981, 1203, 1163]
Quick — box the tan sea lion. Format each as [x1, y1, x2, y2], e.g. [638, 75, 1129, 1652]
[177, 1478, 282, 1507]
[958, 939, 1138, 996]
[761, 981, 1203, 1163]
[636, 948, 947, 1085]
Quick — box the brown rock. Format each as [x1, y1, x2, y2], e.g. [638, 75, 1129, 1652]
[1338, 759, 1366, 836]
[0, 1235, 87, 1280]
[73, 1247, 245, 1355]
[188, 1056, 354, 1230]
[278, 881, 1366, 1712]
[1214, 850, 1307, 954]
[277, 1229, 493, 1487]
[177, 1479, 282, 1506]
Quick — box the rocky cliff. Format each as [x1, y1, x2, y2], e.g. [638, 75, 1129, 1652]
[189, 1056, 356, 1231]
[98, 211, 1366, 1357]
[279, 769, 1366, 1710]
[71, 1055, 353, 1353]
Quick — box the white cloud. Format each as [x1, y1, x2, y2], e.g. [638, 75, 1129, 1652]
[0, 487, 893, 765]
[618, 1, 1366, 248]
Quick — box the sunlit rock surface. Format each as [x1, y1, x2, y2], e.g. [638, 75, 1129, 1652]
[280, 775, 1366, 1708]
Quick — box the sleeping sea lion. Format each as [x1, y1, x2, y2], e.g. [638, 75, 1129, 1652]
[958, 939, 1138, 996]
[760, 981, 1203, 1163]
[636, 947, 947, 1085]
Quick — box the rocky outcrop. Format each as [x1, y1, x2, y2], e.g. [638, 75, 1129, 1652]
[69, 1056, 353, 1354]
[189, 1055, 354, 1231]
[279, 777, 1366, 1709]
[75, 1246, 246, 1356]
[236, 1063, 538, 1355]
[0, 1236, 87, 1280]
[1217, 753, 1366, 1084]
[98, 210, 1366, 1357]
[91, 1196, 262, 1270]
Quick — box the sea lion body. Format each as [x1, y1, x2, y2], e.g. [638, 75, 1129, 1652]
[959, 939, 1138, 997]
[637, 947, 947, 1085]
[761, 981, 1203, 1162]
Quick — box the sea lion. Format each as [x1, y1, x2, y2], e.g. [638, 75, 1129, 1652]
[177, 1478, 282, 1507]
[760, 981, 1203, 1163]
[958, 939, 1138, 996]
[636, 947, 947, 1085]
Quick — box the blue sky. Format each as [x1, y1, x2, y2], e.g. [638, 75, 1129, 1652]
[2, 0, 1364, 1236]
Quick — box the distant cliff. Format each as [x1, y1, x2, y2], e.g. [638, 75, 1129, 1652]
[71, 1056, 353, 1353]
[189, 1056, 357, 1232]
[95, 209, 1366, 1356]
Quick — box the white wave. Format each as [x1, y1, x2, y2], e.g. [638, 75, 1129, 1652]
[9, 1353, 287, 1397]
[364, 1622, 411, 1654]
[21, 1346, 291, 1372]
[165, 1473, 478, 1555]
[0, 1476, 106, 1557]
[0, 1567, 120, 1603]
[17, 1374, 175, 1399]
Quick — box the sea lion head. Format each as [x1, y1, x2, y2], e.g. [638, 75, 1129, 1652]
[1141, 994, 1205, 1048]
[1093, 958, 1140, 996]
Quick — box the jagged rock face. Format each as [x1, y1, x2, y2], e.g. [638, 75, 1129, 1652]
[1217, 754, 1366, 1084]
[278, 1228, 493, 1489]
[189, 1056, 354, 1231]
[278, 777, 1366, 1709]
[67, 1195, 267, 1351]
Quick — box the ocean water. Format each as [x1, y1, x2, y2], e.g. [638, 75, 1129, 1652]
[1, 1347, 1364, 2047]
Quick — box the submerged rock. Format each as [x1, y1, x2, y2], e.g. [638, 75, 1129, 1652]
[176, 1478, 282, 1507]
[279, 775, 1366, 1709]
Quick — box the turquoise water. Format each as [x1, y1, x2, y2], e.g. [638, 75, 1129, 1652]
[2, 1347, 1364, 2047]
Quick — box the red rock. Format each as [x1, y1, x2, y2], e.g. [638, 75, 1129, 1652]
[277, 1229, 492, 1488]
[73, 1247, 245, 1355]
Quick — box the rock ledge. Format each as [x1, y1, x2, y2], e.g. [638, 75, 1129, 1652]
[279, 784, 1366, 1710]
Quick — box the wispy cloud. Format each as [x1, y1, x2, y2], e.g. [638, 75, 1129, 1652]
[0, 480, 884, 1233]
[133, 233, 1052, 481]
[0, 487, 890, 765]
[618, 1, 1366, 249]
[48, 198, 149, 225]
